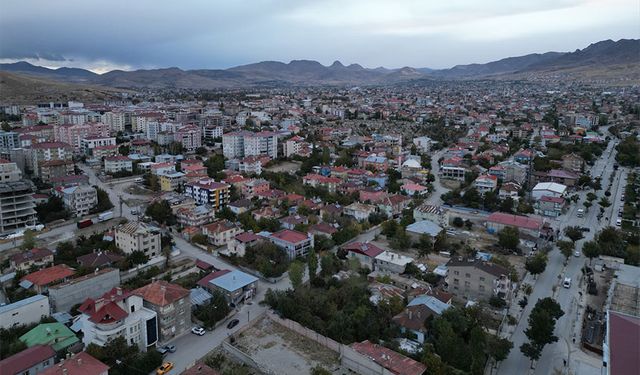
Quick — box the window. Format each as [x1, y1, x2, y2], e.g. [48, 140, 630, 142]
[479, 277, 485, 282]
[479, 285, 485, 291]
[453, 278, 459, 284]
[454, 271, 459, 275]
[464, 281, 471, 287]
[465, 273, 471, 278]
[131, 305, 135, 313]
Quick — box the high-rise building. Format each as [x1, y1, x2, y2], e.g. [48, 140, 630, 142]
[0, 161, 36, 234]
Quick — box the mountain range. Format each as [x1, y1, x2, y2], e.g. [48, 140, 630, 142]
[0, 39, 638, 90]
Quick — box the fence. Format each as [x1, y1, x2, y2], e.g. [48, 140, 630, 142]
[267, 310, 341, 352]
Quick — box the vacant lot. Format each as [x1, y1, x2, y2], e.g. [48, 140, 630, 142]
[235, 317, 343, 375]
[265, 161, 301, 174]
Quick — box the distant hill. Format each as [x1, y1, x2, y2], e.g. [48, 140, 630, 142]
[0, 39, 637, 90]
[0, 71, 128, 104]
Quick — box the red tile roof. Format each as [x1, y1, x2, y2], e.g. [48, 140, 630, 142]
[11, 247, 53, 266]
[351, 340, 427, 375]
[235, 232, 261, 243]
[343, 242, 385, 258]
[133, 280, 189, 307]
[270, 229, 309, 244]
[0, 345, 56, 375]
[486, 212, 543, 231]
[38, 352, 109, 375]
[22, 264, 75, 286]
[608, 311, 640, 375]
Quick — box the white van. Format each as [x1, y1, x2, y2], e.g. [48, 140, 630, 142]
[563, 277, 572, 288]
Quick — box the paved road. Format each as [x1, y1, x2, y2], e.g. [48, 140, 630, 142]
[425, 148, 449, 206]
[498, 135, 620, 375]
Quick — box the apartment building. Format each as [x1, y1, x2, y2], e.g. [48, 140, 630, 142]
[54, 123, 110, 152]
[175, 125, 202, 152]
[103, 156, 133, 174]
[445, 258, 512, 301]
[0, 179, 37, 234]
[0, 294, 50, 329]
[115, 222, 161, 258]
[183, 178, 230, 209]
[222, 131, 278, 159]
[133, 280, 191, 343]
[77, 287, 158, 350]
[81, 136, 116, 155]
[203, 125, 223, 142]
[158, 171, 185, 192]
[0, 130, 20, 153]
[101, 111, 128, 133]
[54, 184, 98, 217]
[202, 220, 242, 246]
[29, 142, 73, 177]
[474, 174, 498, 194]
[242, 178, 270, 198]
[269, 229, 314, 259]
[0, 159, 23, 183]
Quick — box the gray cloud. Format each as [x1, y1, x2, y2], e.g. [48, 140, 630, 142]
[0, 0, 637, 72]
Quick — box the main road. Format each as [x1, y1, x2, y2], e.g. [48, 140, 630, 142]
[498, 134, 621, 375]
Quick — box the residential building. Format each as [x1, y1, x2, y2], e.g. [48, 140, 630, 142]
[413, 204, 449, 228]
[343, 202, 377, 221]
[269, 229, 314, 259]
[21, 264, 75, 294]
[392, 295, 451, 343]
[0, 159, 23, 182]
[498, 182, 521, 202]
[54, 184, 98, 217]
[0, 345, 56, 375]
[242, 178, 270, 198]
[175, 125, 202, 152]
[0, 178, 37, 234]
[0, 131, 20, 153]
[39, 160, 74, 182]
[473, 174, 498, 194]
[202, 220, 242, 246]
[439, 157, 467, 180]
[29, 142, 73, 177]
[302, 174, 341, 193]
[412, 136, 434, 153]
[114, 222, 161, 258]
[103, 156, 133, 174]
[77, 287, 158, 350]
[184, 178, 230, 209]
[76, 251, 124, 269]
[10, 247, 54, 271]
[401, 183, 428, 197]
[38, 352, 109, 375]
[158, 170, 185, 192]
[406, 220, 443, 240]
[445, 258, 512, 301]
[227, 231, 263, 257]
[81, 136, 116, 155]
[175, 205, 216, 227]
[244, 131, 278, 159]
[102, 111, 127, 133]
[343, 242, 385, 270]
[222, 131, 248, 159]
[0, 294, 50, 329]
[19, 322, 80, 354]
[54, 123, 110, 152]
[284, 136, 311, 157]
[280, 214, 308, 230]
[133, 280, 191, 343]
[374, 251, 414, 274]
[534, 195, 565, 217]
[48, 268, 121, 313]
[238, 155, 264, 175]
[205, 269, 258, 304]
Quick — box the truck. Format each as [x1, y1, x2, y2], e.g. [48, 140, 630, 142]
[98, 211, 114, 222]
[77, 219, 94, 229]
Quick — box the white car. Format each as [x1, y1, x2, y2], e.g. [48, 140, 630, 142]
[563, 277, 572, 288]
[574, 251, 581, 257]
[191, 326, 205, 336]
[616, 218, 622, 226]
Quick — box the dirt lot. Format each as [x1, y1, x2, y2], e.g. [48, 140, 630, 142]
[235, 317, 344, 375]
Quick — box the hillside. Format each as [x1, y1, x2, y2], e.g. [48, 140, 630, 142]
[0, 39, 637, 89]
[0, 71, 129, 104]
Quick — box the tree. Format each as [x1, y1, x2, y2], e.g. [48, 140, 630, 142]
[500, 197, 515, 213]
[307, 249, 318, 279]
[598, 197, 611, 209]
[35, 196, 71, 223]
[520, 298, 564, 368]
[91, 187, 114, 213]
[582, 240, 601, 265]
[416, 234, 433, 257]
[525, 253, 547, 277]
[125, 250, 149, 268]
[193, 291, 231, 329]
[557, 240, 574, 260]
[583, 201, 592, 212]
[487, 335, 513, 363]
[289, 262, 304, 290]
[564, 226, 584, 244]
[145, 200, 176, 225]
[452, 217, 464, 227]
[498, 227, 520, 251]
[20, 230, 36, 250]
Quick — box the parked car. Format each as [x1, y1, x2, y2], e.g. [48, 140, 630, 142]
[191, 326, 205, 336]
[616, 218, 622, 226]
[157, 345, 176, 354]
[227, 319, 240, 329]
[574, 251, 581, 257]
[157, 362, 174, 375]
[563, 277, 572, 288]
[580, 227, 591, 232]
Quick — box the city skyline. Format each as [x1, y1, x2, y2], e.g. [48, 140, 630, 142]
[0, 0, 638, 73]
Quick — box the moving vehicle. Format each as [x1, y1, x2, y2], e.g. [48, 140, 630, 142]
[574, 251, 581, 257]
[576, 208, 584, 218]
[191, 326, 205, 336]
[98, 211, 114, 222]
[563, 277, 572, 288]
[227, 319, 240, 329]
[156, 362, 174, 375]
[616, 218, 622, 226]
[134, 177, 144, 183]
[77, 219, 94, 229]
[26, 224, 44, 231]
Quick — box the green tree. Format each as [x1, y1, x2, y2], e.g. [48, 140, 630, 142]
[92, 187, 114, 213]
[307, 249, 318, 279]
[582, 240, 601, 265]
[416, 234, 433, 257]
[20, 230, 36, 250]
[564, 226, 584, 244]
[598, 197, 611, 209]
[193, 291, 231, 329]
[520, 298, 564, 368]
[498, 227, 520, 250]
[557, 240, 574, 260]
[204, 154, 226, 179]
[145, 200, 176, 225]
[288, 262, 304, 289]
[525, 253, 547, 277]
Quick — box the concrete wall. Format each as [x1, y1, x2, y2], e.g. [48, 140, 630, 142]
[48, 268, 120, 312]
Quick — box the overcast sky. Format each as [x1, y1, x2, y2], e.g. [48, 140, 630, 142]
[1, 0, 638, 73]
